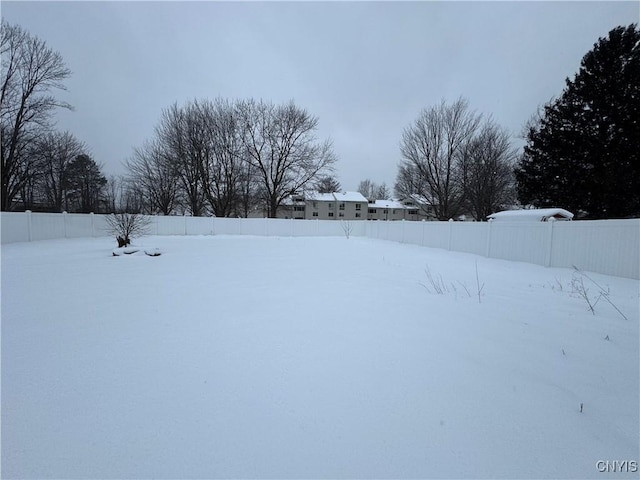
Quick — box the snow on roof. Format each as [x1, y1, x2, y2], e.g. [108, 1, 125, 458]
[371, 199, 406, 209]
[333, 191, 368, 203]
[408, 193, 434, 205]
[487, 208, 574, 221]
[306, 191, 336, 202]
[280, 194, 305, 206]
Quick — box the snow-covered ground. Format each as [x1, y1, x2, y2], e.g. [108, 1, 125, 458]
[2, 235, 638, 479]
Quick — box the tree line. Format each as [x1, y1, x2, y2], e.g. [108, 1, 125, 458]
[393, 23, 638, 220]
[2, 20, 637, 219]
[126, 98, 336, 217]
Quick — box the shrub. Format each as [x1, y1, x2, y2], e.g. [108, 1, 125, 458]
[105, 213, 152, 247]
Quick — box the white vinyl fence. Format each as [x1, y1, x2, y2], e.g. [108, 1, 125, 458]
[2, 211, 638, 279]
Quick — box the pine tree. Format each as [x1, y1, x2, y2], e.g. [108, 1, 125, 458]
[516, 24, 640, 219]
[64, 154, 107, 213]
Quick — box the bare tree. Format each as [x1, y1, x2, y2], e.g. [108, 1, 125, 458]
[105, 212, 152, 247]
[32, 131, 86, 211]
[119, 178, 146, 214]
[238, 99, 336, 217]
[1, 21, 72, 210]
[374, 182, 390, 200]
[358, 179, 389, 201]
[156, 103, 207, 216]
[357, 179, 374, 200]
[126, 139, 179, 215]
[237, 157, 260, 217]
[315, 175, 341, 193]
[399, 98, 482, 220]
[395, 164, 426, 199]
[191, 99, 244, 217]
[457, 120, 517, 220]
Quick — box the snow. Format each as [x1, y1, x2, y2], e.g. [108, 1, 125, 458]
[488, 208, 574, 221]
[333, 191, 368, 202]
[2, 235, 638, 478]
[305, 191, 336, 202]
[371, 199, 406, 209]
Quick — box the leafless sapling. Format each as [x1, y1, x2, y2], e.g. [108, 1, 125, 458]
[105, 212, 152, 247]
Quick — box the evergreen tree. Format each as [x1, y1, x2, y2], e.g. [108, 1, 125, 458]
[516, 24, 639, 219]
[64, 154, 107, 212]
[315, 175, 341, 193]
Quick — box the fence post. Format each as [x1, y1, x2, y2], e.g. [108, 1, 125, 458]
[90, 212, 95, 237]
[26, 210, 32, 242]
[63, 211, 68, 238]
[545, 219, 555, 267]
[485, 219, 493, 258]
[448, 218, 453, 250]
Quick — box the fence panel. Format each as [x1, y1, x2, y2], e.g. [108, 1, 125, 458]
[93, 215, 110, 237]
[1, 212, 30, 243]
[422, 222, 450, 250]
[154, 216, 187, 235]
[64, 213, 94, 238]
[488, 222, 549, 266]
[450, 222, 488, 256]
[551, 220, 640, 279]
[402, 222, 424, 246]
[2, 212, 638, 279]
[185, 216, 213, 236]
[30, 213, 67, 241]
[212, 217, 241, 235]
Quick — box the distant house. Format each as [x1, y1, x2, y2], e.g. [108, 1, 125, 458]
[487, 208, 574, 222]
[367, 196, 436, 221]
[278, 194, 307, 219]
[274, 191, 443, 221]
[279, 191, 368, 220]
[368, 199, 406, 221]
[331, 192, 368, 220]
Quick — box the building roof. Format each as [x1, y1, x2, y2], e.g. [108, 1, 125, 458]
[408, 193, 436, 205]
[306, 192, 336, 202]
[487, 208, 574, 221]
[370, 199, 406, 209]
[280, 194, 306, 206]
[333, 191, 368, 203]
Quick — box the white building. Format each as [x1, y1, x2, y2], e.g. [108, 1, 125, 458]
[487, 208, 574, 222]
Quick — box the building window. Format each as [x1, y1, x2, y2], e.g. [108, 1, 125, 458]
[312, 202, 317, 208]
[339, 212, 344, 217]
[383, 209, 388, 214]
[369, 208, 377, 214]
[339, 203, 345, 210]
[328, 203, 334, 209]
[312, 212, 318, 217]
[355, 203, 361, 210]
[392, 209, 397, 214]
[294, 206, 305, 212]
[408, 209, 418, 215]
[328, 212, 334, 217]
[355, 213, 361, 218]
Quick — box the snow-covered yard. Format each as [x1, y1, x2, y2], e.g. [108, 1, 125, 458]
[2, 235, 638, 479]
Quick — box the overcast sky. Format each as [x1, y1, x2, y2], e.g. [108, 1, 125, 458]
[3, 1, 638, 191]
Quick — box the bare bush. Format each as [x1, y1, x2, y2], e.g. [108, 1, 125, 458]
[571, 266, 628, 320]
[105, 213, 152, 247]
[341, 220, 353, 239]
[420, 266, 449, 295]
